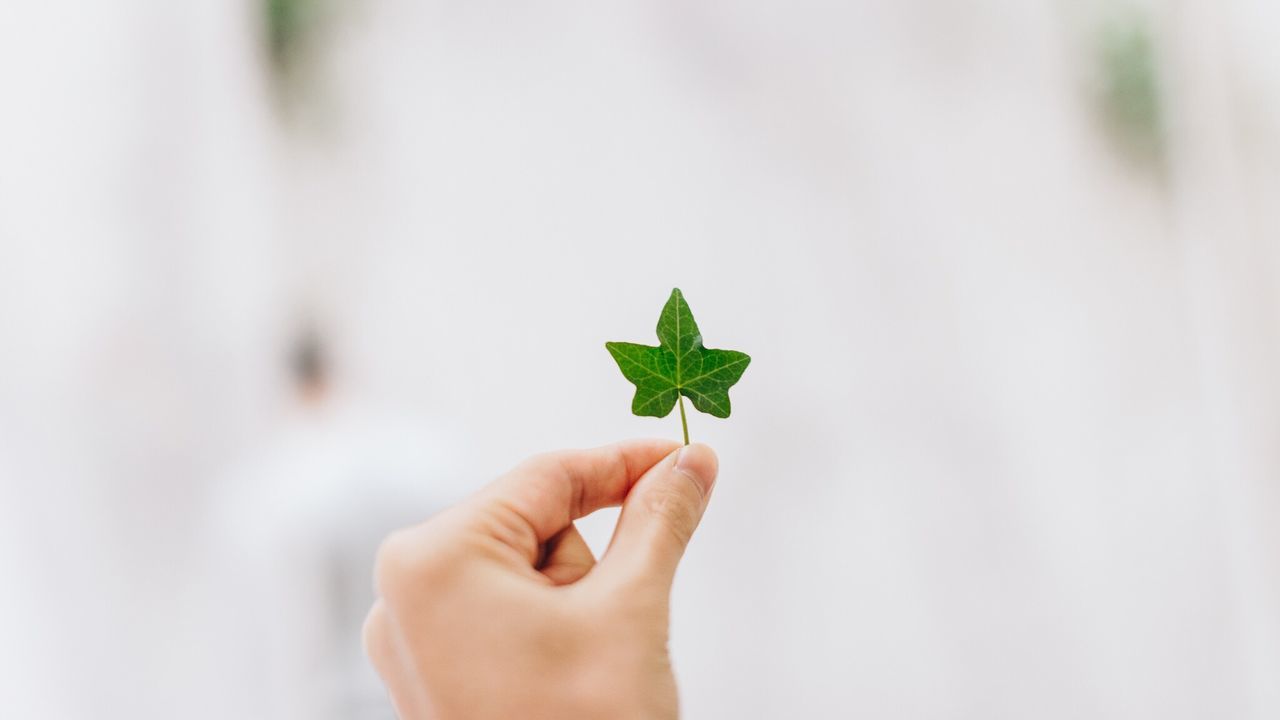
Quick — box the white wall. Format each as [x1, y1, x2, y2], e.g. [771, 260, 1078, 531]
[1, 1, 1277, 718]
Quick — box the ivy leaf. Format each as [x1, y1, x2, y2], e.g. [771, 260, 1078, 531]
[606, 288, 751, 443]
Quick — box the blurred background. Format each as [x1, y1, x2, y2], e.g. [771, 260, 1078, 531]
[1, 0, 1279, 717]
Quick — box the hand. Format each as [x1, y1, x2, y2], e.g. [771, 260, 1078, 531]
[363, 439, 720, 719]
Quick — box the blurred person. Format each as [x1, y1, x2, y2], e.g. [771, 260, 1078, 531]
[364, 440, 717, 719]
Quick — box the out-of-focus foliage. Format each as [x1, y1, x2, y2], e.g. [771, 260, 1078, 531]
[1098, 10, 1164, 166]
[263, 0, 330, 107]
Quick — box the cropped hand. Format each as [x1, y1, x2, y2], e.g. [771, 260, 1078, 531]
[363, 439, 719, 719]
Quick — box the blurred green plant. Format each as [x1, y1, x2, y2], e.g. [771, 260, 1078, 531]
[266, 0, 314, 72]
[1098, 10, 1164, 166]
[263, 0, 331, 107]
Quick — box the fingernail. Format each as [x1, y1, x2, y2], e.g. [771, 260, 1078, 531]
[674, 443, 719, 498]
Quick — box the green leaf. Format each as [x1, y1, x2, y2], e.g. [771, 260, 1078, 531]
[606, 288, 751, 443]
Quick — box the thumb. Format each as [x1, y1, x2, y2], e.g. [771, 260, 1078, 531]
[598, 443, 719, 589]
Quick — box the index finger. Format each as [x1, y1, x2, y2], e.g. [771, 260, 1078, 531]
[474, 438, 680, 559]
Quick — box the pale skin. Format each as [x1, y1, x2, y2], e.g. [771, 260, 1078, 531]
[363, 439, 719, 719]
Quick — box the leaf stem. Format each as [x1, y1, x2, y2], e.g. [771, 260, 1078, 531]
[677, 394, 689, 446]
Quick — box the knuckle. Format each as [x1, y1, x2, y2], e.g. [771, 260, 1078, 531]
[374, 514, 470, 602]
[515, 450, 567, 476]
[373, 528, 437, 599]
[372, 530, 413, 596]
[361, 602, 389, 660]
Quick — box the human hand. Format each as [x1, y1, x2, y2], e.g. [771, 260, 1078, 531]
[363, 439, 719, 719]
